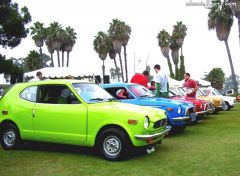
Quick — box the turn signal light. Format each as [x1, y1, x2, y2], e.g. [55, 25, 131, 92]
[128, 119, 138, 125]
[167, 108, 174, 111]
[2, 110, 8, 115]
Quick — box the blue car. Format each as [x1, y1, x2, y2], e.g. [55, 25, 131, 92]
[101, 83, 196, 134]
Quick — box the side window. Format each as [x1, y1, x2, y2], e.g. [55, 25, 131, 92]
[37, 85, 79, 104]
[105, 87, 134, 100]
[20, 86, 37, 102]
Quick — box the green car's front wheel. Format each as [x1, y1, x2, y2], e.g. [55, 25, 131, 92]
[97, 128, 130, 161]
[0, 123, 22, 150]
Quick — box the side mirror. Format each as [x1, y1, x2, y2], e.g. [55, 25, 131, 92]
[67, 94, 79, 104]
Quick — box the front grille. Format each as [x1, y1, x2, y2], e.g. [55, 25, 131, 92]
[186, 107, 195, 115]
[153, 119, 167, 128]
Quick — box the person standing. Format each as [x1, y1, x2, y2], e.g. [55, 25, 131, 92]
[183, 73, 198, 98]
[154, 64, 169, 98]
[30, 71, 44, 81]
[130, 70, 149, 88]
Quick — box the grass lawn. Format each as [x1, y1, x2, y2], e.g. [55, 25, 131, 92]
[0, 103, 240, 176]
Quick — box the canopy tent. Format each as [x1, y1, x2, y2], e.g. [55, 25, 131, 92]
[24, 67, 96, 82]
[168, 78, 182, 87]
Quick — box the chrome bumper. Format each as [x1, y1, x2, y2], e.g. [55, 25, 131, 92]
[196, 110, 208, 115]
[134, 127, 171, 140]
[172, 116, 190, 122]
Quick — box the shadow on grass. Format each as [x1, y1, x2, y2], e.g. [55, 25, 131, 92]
[15, 141, 149, 161]
[18, 141, 98, 158]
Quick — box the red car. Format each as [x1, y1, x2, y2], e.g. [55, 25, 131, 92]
[169, 90, 212, 118]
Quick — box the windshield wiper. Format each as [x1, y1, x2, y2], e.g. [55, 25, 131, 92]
[89, 98, 104, 101]
[140, 95, 150, 97]
[107, 98, 118, 102]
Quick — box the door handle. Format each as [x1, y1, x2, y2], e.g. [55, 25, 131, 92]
[32, 109, 35, 117]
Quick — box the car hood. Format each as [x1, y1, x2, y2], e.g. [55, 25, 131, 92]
[140, 97, 194, 107]
[88, 101, 166, 122]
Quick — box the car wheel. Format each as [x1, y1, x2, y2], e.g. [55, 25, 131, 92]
[97, 128, 130, 161]
[0, 123, 22, 150]
[169, 125, 187, 135]
[223, 101, 230, 111]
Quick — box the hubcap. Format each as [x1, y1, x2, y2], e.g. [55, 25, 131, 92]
[223, 103, 228, 111]
[3, 129, 16, 147]
[103, 135, 121, 157]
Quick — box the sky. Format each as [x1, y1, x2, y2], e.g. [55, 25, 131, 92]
[1, 0, 240, 81]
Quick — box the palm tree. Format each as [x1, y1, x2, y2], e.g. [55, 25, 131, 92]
[157, 29, 174, 78]
[65, 27, 77, 67]
[108, 19, 125, 82]
[48, 22, 62, 67]
[46, 38, 54, 67]
[24, 50, 41, 71]
[30, 22, 46, 68]
[108, 42, 120, 81]
[122, 23, 131, 82]
[208, 0, 238, 93]
[229, 0, 240, 46]
[60, 29, 67, 67]
[93, 31, 110, 82]
[169, 37, 181, 80]
[172, 21, 187, 80]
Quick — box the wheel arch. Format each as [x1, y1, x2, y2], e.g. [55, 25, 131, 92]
[94, 124, 133, 147]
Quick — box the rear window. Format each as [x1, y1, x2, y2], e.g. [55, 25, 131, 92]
[19, 86, 38, 102]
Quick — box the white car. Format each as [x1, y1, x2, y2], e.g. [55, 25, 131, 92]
[200, 87, 236, 111]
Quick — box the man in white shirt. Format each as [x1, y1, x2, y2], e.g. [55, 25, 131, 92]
[154, 64, 169, 98]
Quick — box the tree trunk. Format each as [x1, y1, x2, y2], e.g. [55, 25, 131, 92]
[238, 17, 240, 47]
[113, 58, 120, 82]
[102, 60, 105, 83]
[166, 56, 174, 78]
[39, 47, 43, 68]
[57, 50, 60, 67]
[175, 64, 179, 81]
[123, 45, 128, 82]
[50, 52, 54, 67]
[67, 52, 70, 67]
[62, 50, 64, 67]
[118, 53, 124, 82]
[224, 40, 238, 94]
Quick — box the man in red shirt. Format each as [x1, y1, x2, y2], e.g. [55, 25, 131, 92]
[183, 73, 198, 98]
[130, 70, 149, 88]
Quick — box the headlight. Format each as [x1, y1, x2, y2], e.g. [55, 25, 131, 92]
[144, 116, 150, 129]
[178, 106, 182, 114]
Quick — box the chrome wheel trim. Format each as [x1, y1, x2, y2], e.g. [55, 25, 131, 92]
[103, 135, 122, 157]
[3, 129, 16, 147]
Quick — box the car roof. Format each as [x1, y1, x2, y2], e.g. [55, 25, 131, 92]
[17, 79, 92, 86]
[101, 83, 137, 88]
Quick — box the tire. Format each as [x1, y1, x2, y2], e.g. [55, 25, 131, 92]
[0, 123, 22, 150]
[170, 125, 187, 135]
[96, 128, 130, 161]
[222, 101, 231, 111]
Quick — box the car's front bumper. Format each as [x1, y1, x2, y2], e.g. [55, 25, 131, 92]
[172, 116, 190, 122]
[134, 127, 171, 140]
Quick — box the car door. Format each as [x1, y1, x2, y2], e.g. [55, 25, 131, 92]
[33, 84, 87, 143]
[18, 86, 38, 138]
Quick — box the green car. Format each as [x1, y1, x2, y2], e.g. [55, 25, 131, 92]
[0, 80, 169, 160]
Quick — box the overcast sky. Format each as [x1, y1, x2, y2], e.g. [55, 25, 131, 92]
[2, 0, 240, 80]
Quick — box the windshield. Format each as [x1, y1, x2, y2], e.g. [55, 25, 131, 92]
[170, 87, 185, 96]
[197, 89, 206, 96]
[213, 88, 222, 96]
[128, 85, 155, 98]
[72, 83, 114, 103]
